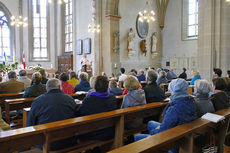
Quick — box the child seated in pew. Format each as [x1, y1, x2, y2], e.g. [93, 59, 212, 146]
[135, 78, 197, 153]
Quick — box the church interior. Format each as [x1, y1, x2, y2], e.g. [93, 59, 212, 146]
[0, 0, 230, 153]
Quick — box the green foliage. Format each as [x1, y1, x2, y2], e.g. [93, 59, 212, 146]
[0, 61, 20, 72]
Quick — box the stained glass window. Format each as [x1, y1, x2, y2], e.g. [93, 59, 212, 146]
[32, 0, 48, 59]
[0, 10, 11, 59]
[187, 0, 198, 38]
[65, 0, 73, 52]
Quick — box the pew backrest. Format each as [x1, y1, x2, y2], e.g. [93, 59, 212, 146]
[0, 102, 167, 153]
[108, 108, 230, 153]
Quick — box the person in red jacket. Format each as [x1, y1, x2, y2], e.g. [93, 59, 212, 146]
[60, 73, 74, 94]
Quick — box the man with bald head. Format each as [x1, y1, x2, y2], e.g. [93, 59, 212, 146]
[27, 78, 76, 151]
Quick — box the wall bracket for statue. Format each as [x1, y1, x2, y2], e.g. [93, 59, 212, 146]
[140, 39, 147, 56]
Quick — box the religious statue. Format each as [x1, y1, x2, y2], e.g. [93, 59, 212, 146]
[113, 32, 120, 52]
[151, 32, 157, 53]
[140, 39, 147, 56]
[128, 28, 135, 56]
[80, 54, 89, 72]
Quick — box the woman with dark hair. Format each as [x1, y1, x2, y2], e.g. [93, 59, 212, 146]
[77, 76, 117, 141]
[210, 78, 229, 111]
[60, 73, 74, 94]
[178, 68, 187, 79]
[23, 72, 47, 98]
[67, 71, 79, 87]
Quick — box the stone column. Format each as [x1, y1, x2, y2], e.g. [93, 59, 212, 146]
[197, 0, 215, 81]
[101, 14, 121, 76]
[219, 0, 230, 76]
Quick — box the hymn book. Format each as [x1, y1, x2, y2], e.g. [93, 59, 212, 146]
[201, 113, 225, 123]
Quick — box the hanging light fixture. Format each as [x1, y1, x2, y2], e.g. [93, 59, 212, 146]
[48, 0, 67, 4]
[11, 16, 28, 27]
[226, 0, 230, 2]
[10, 0, 28, 27]
[88, 0, 100, 33]
[138, 1, 156, 23]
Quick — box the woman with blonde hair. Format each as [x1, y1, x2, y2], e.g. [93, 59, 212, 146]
[190, 70, 201, 85]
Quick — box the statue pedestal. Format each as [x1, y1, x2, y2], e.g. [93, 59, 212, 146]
[128, 50, 135, 57]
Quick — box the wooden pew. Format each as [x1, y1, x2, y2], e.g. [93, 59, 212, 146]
[188, 86, 194, 95]
[160, 84, 168, 93]
[22, 95, 125, 127]
[4, 93, 87, 125]
[0, 92, 24, 107]
[0, 102, 167, 153]
[108, 108, 230, 153]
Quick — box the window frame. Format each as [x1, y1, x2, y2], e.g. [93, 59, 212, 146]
[64, 0, 73, 53]
[29, 0, 50, 62]
[0, 2, 15, 62]
[182, 0, 198, 40]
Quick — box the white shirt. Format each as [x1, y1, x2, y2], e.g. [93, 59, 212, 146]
[119, 74, 127, 82]
[18, 76, 31, 90]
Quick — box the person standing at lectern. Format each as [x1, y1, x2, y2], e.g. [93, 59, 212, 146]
[80, 54, 89, 72]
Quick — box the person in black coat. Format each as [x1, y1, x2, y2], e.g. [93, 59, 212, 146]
[210, 78, 229, 111]
[77, 76, 117, 141]
[143, 70, 165, 103]
[178, 68, 187, 80]
[23, 72, 47, 98]
[27, 79, 77, 151]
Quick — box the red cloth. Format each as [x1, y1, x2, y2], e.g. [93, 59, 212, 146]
[61, 81, 74, 94]
[22, 52, 26, 69]
[122, 84, 142, 95]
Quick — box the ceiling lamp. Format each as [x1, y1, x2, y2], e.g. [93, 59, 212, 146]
[48, 0, 68, 4]
[10, 0, 27, 27]
[88, 0, 100, 33]
[227, 0, 230, 2]
[88, 24, 100, 33]
[138, 1, 156, 23]
[11, 16, 28, 27]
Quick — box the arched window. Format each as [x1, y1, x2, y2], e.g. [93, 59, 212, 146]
[64, 0, 73, 52]
[0, 10, 11, 60]
[31, 0, 49, 60]
[182, 0, 198, 40]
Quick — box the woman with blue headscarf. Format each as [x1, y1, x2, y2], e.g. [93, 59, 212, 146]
[135, 78, 197, 153]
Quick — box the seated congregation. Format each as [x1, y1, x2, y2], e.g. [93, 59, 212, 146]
[0, 67, 230, 153]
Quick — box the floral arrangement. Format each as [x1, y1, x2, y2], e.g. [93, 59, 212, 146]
[29, 65, 43, 71]
[0, 62, 19, 73]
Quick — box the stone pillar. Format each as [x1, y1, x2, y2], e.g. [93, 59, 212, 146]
[101, 14, 121, 76]
[219, 1, 230, 76]
[197, 0, 215, 81]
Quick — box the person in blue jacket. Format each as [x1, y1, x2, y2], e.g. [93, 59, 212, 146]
[190, 70, 201, 86]
[135, 78, 197, 153]
[75, 72, 91, 92]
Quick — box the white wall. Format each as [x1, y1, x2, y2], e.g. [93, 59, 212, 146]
[75, 0, 94, 73]
[119, 0, 161, 72]
[162, 0, 197, 77]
